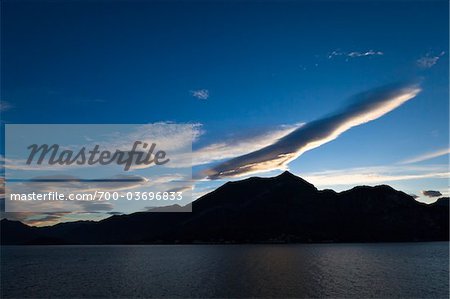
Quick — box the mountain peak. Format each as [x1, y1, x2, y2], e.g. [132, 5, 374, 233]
[276, 170, 316, 188]
[278, 170, 296, 177]
[277, 170, 307, 181]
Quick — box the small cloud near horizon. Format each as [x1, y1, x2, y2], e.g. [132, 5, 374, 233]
[191, 89, 209, 100]
[422, 190, 442, 198]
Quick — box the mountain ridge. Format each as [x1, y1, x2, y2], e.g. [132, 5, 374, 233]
[1, 171, 448, 244]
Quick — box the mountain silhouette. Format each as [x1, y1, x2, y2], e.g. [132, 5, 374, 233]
[1, 171, 448, 244]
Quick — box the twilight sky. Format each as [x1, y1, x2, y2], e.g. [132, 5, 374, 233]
[1, 0, 448, 225]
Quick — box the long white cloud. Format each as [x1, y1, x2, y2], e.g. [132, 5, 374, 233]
[201, 83, 421, 179]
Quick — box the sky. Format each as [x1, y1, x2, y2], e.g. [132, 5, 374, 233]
[1, 0, 449, 225]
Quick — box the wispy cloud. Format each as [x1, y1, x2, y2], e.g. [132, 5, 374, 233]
[191, 89, 209, 100]
[328, 50, 383, 59]
[400, 148, 450, 164]
[0, 100, 13, 112]
[302, 164, 449, 187]
[422, 190, 442, 198]
[417, 51, 445, 69]
[201, 82, 421, 179]
[9, 174, 149, 194]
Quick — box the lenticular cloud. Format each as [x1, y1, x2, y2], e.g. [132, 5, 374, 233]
[202, 82, 421, 179]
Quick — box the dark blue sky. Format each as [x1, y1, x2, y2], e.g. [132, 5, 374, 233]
[2, 0, 449, 215]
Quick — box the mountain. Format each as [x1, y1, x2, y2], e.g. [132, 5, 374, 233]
[1, 171, 448, 244]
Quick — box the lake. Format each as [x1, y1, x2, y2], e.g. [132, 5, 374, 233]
[1, 242, 448, 298]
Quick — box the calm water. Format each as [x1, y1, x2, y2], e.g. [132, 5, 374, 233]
[1, 242, 448, 298]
